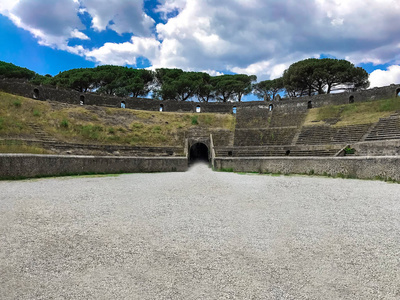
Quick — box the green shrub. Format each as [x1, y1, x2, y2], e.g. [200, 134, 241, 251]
[344, 146, 355, 154]
[60, 119, 69, 128]
[13, 100, 21, 107]
[33, 109, 41, 117]
[108, 127, 115, 134]
[191, 115, 198, 125]
[152, 125, 161, 133]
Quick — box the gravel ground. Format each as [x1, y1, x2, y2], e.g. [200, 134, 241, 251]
[1, 163, 400, 299]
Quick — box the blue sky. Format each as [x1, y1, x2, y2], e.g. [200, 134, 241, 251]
[1, 0, 400, 91]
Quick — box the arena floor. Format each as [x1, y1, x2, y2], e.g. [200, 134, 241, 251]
[1, 163, 399, 299]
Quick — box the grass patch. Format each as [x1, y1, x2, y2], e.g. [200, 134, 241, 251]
[33, 109, 41, 117]
[191, 115, 199, 125]
[304, 97, 400, 127]
[0, 91, 235, 147]
[0, 141, 51, 154]
[60, 119, 69, 128]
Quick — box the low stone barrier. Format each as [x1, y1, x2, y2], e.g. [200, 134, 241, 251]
[0, 154, 188, 179]
[214, 156, 400, 181]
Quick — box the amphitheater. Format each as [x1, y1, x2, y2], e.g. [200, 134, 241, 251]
[1, 79, 400, 180]
[1, 80, 400, 299]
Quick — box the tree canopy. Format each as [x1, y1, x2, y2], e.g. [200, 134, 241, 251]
[0, 61, 36, 80]
[253, 78, 284, 100]
[0, 59, 370, 102]
[282, 58, 369, 97]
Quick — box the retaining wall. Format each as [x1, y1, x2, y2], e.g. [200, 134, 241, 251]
[0, 154, 188, 179]
[214, 156, 400, 181]
[1, 78, 400, 115]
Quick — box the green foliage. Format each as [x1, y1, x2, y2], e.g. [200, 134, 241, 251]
[33, 109, 41, 117]
[283, 58, 369, 97]
[344, 146, 355, 154]
[0, 61, 36, 80]
[75, 124, 104, 140]
[218, 168, 234, 172]
[60, 119, 69, 128]
[191, 115, 199, 125]
[13, 100, 22, 107]
[253, 78, 284, 100]
[108, 127, 115, 134]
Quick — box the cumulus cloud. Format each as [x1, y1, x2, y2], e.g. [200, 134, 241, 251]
[0, 0, 87, 53]
[80, 0, 155, 36]
[369, 65, 400, 88]
[2, 0, 400, 80]
[85, 36, 161, 66]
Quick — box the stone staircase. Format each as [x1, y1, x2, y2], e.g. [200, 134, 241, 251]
[364, 114, 400, 141]
[26, 122, 57, 143]
[296, 124, 370, 145]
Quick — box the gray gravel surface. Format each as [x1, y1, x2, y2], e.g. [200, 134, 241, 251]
[1, 163, 400, 299]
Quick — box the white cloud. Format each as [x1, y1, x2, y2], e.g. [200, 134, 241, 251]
[369, 65, 400, 88]
[80, 0, 155, 36]
[70, 29, 89, 40]
[2, 0, 400, 81]
[85, 36, 161, 66]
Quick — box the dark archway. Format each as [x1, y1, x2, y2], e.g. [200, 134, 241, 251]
[349, 95, 355, 103]
[121, 101, 126, 108]
[189, 143, 209, 164]
[196, 105, 201, 113]
[232, 106, 237, 114]
[160, 104, 164, 112]
[80, 95, 85, 105]
[33, 88, 39, 99]
[307, 101, 313, 109]
[396, 88, 400, 97]
[285, 150, 291, 156]
[269, 104, 274, 111]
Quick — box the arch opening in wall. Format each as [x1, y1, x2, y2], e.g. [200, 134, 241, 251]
[396, 88, 400, 97]
[196, 105, 201, 113]
[189, 142, 209, 164]
[232, 106, 237, 114]
[121, 101, 126, 108]
[285, 150, 291, 156]
[80, 95, 85, 105]
[307, 101, 313, 109]
[349, 95, 355, 103]
[33, 88, 39, 99]
[159, 104, 164, 112]
[269, 104, 274, 111]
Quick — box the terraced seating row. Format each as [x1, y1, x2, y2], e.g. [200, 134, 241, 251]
[235, 106, 270, 128]
[269, 112, 307, 128]
[234, 128, 296, 146]
[0, 139, 184, 156]
[364, 114, 400, 141]
[296, 124, 371, 145]
[215, 146, 341, 157]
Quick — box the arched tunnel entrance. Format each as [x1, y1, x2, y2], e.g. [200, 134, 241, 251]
[189, 142, 209, 164]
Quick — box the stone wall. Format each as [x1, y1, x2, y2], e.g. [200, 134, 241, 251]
[1, 78, 399, 115]
[0, 154, 188, 179]
[214, 156, 400, 181]
[352, 140, 400, 156]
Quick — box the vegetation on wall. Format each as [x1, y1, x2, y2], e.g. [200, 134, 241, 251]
[0, 91, 235, 147]
[304, 97, 400, 127]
